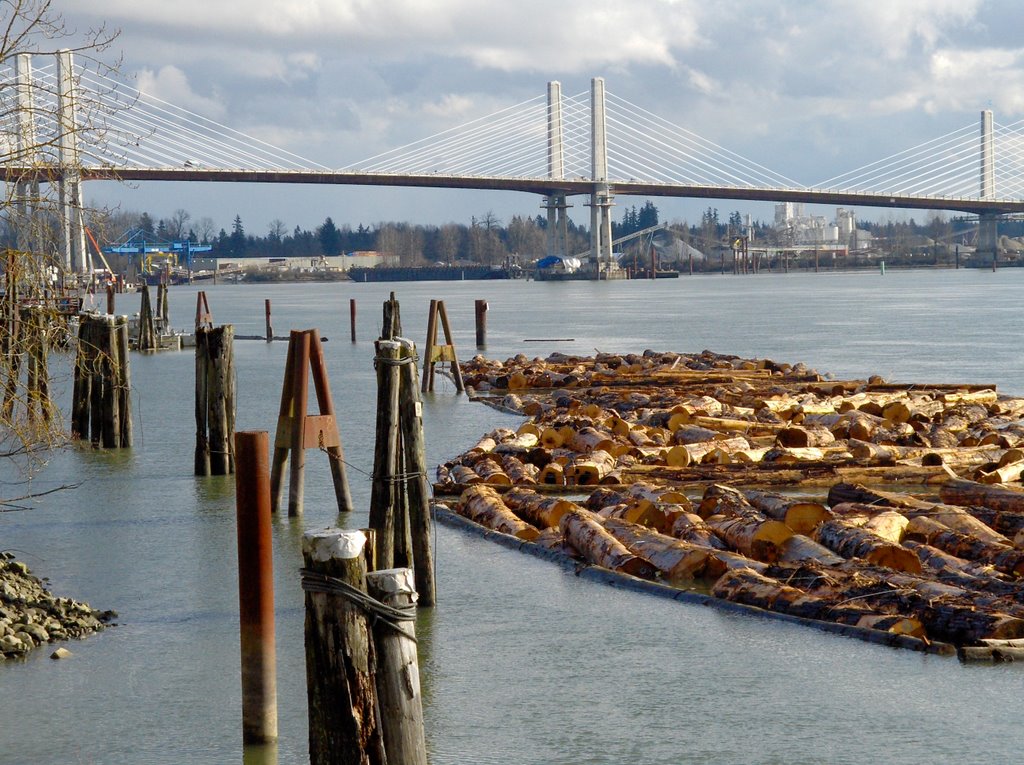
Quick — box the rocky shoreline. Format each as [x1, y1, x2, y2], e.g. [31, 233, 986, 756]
[0, 552, 116, 660]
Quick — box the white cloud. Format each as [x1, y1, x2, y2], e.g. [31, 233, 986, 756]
[134, 65, 226, 119]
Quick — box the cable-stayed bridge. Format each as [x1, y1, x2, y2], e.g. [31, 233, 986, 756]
[3, 51, 1024, 273]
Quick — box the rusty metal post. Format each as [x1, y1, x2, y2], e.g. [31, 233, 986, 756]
[350, 298, 357, 342]
[234, 430, 278, 744]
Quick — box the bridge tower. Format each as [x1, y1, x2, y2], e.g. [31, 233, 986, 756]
[543, 81, 570, 260]
[588, 77, 614, 270]
[977, 109, 999, 265]
[14, 53, 39, 254]
[56, 49, 90, 274]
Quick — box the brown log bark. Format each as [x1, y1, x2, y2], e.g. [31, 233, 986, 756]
[741, 488, 831, 534]
[776, 424, 836, 448]
[502, 487, 576, 529]
[941, 478, 1024, 514]
[903, 515, 1024, 576]
[601, 517, 726, 580]
[472, 457, 512, 485]
[565, 449, 616, 485]
[777, 534, 845, 566]
[558, 508, 655, 577]
[457, 485, 541, 540]
[669, 512, 728, 550]
[812, 519, 922, 573]
[711, 568, 924, 636]
[705, 513, 794, 563]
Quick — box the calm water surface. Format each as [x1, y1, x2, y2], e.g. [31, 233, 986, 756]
[1, 269, 1022, 764]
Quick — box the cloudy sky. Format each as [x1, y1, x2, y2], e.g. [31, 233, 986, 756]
[50, 0, 1024, 237]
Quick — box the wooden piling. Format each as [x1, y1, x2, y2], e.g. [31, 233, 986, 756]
[397, 337, 435, 605]
[365, 568, 428, 765]
[265, 299, 273, 342]
[72, 315, 132, 447]
[195, 325, 236, 476]
[301, 529, 385, 765]
[106, 284, 115, 315]
[115, 317, 133, 447]
[234, 431, 278, 744]
[138, 284, 156, 351]
[287, 330, 311, 514]
[474, 299, 487, 348]
[349, 299, 356, 342]
[370, 338, 402, 569]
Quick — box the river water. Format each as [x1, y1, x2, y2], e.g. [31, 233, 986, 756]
[1, 268, 1023, 765]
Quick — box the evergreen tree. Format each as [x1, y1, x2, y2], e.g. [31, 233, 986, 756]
[317, 217, 342, 255]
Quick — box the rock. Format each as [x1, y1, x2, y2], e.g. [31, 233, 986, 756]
[21, 623, 48, 643]
[50, 647, 72, 660]
[0, 633, 26, 654]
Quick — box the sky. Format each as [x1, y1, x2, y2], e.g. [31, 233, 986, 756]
[44, 0, 1024, 238]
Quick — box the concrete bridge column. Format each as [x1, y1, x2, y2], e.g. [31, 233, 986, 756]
[56, 49, 90, 274]
[977, 110, 999, 266]
[589, 77, 614, 269]
[14, 53, 38, 254]
[544, 81, 570, 259]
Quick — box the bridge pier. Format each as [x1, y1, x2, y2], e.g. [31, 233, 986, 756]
[588, 78, 614, 271]
[544, 82, 571, 260]
[56, 49, 90, 275]
[977, 213, 999, 267]
[14, 54, 40, 255]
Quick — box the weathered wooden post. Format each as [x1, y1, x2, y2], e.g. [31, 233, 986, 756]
[71, 315, 132, 447]
[234, 431, 278, 744]
[115, 316, 133, 447]
[138, 284, 156, 351]
[301, 529, 386, 765]
[265, 299, 273, 342]
[814, 248, 820, 273]
[365, 568, 427, 765]
[195, 325, 236, 476]
[106, 283, 115, 315]
[474, 299, 487, 348]
[349, 298, 356, 342]
[370, 338, 402, 569]
[397, 338, 435, 605]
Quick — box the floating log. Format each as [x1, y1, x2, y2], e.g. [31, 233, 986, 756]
[940, 478, 1024, 514]
[777, 535, 845, 566]
[601, 517, 728, 580]
[813, 519, 922, 573]
[741, 488, 831, 534]
[457, 485, 540, 541]
[776, 425, 836, 448]
[711, 568, 924, 636]
[705, 513, 794, 563]
[558, 508, 655, 577]
[669, 512, 728, 549]
[472, 457, 512, 486]
[903, 515, 1024, 576]
[565, 449, 616, 485]
[502, 487, 575, 529]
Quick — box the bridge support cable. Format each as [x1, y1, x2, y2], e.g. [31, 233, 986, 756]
[588, 77, 614, 270]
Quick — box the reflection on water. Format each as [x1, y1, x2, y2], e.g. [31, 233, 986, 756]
[1, 270, 1023, 764]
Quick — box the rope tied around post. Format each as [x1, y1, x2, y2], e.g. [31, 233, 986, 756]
[299, 567, 418, 643]
[373, 352, 419, 369]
